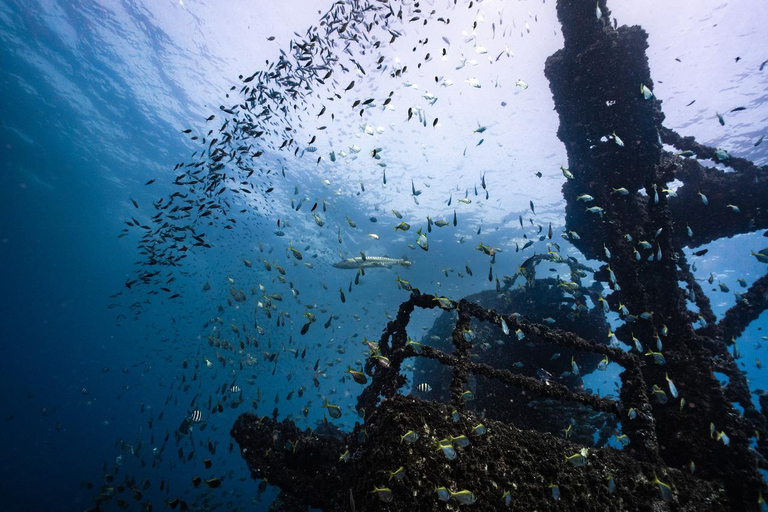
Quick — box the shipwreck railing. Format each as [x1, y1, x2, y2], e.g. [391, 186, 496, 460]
[356, 290, 662, 462]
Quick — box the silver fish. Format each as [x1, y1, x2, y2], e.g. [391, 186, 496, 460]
[332, 256, 412, 270]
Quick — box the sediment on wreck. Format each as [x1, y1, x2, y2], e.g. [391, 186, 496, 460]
[231, 0, 768, 510]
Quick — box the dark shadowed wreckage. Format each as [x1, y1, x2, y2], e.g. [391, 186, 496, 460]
[232, 0, 768, 509]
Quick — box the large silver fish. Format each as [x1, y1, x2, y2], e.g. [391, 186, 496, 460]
[332, 256, 412, 270]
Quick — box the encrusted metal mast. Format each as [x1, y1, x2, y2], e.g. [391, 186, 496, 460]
[231, 1, 768, 510]
[545, 0, 768, 507]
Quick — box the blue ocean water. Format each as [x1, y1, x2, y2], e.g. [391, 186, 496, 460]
[0, 0, 766, 510]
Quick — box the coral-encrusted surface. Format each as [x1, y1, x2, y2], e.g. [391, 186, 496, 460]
[233, 395, 728, 511]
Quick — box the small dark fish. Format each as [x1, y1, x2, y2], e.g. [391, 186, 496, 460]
[339, 288, 346, 303]
[130, 197, 138, 208]
[300, 323, 310, 335]
[536, 368, 555, 385]
[206, 115, 215, 121]
[488, 264, 493, 282]
[685, 100, 696, 107]
[755, 135, 764, 147]
[530, 200, 535, 214]
[453, 210, 457, 227]
[693, 249, 708, 256]
[267, 36, 276, 41]
[730, 107, 746, 112]
[717, 113, 725, 126]
[265, 188, 274, 193]
[345, 81, 356, 91]
[178, 418, 191, 435]
[145, 179, 155, 185]
[433, 118, 438, 127]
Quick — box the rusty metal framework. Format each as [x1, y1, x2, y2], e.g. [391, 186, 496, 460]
[356, 290, 662, 460]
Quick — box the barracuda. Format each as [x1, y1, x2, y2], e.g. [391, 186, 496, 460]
[332, 256, 412, 270]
